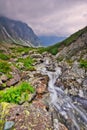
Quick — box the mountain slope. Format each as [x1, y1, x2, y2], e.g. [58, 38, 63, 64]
[0, 16, 41, 47]
[46, 26, 87, 55]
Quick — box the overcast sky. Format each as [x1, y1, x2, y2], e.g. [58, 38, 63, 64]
[0, 0, 87, 36]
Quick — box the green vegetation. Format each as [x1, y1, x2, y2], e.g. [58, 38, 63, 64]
[17, 56, 35, 71]
[37, 46, 58, 55]
[0, 82, 35, 104]
[80, 59, 87, 68]
[10, 46, 33, 53]
[45, 26, 87, 55]
[0, 60, 11, 74]
[0, 50, 4, 53]
[37, 47, 47, 54]
[15, 46, 31, 53]
[0, 102, 10, 130]
[0, 53, 10, 60]
[57, 57, 64, 62]
[66, 59, 73, 66]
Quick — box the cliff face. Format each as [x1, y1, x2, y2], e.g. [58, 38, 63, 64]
[0, 16, 41, 47]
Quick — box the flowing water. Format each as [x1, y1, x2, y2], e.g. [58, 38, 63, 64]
[39, 59, 87, 130]
[47, 67, 87, 130]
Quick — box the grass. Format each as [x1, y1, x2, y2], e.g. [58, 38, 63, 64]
[0, 53, 10, 60]
[17, 56, 35, 71]
[45, 26, 87, 55]
[0, 50, 4, 53]
[0, 82, 35, 104]
[37, 47, 47, 54]
[80, 60, 87, 68]
[10, 46, 38, 58]
[10, 46, 34, 53]
[0, 60, 11, 74]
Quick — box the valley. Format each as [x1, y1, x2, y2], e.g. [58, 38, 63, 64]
[0, 22, 87, 130]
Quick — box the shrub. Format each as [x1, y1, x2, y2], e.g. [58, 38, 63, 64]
[80, 60, 87, 68]
[0, 82, 35, 104]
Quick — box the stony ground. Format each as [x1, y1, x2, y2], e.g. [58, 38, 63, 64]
[0, 43, 87, 130]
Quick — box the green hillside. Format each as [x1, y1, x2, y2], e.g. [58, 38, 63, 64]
[46, 26, 87, 55]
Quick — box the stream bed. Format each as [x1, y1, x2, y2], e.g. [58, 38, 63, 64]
[38, 58, 87, 130]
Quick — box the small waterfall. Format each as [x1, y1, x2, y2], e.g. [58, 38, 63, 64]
[38, 58, 87, 129]
[47, 67, 87, 130]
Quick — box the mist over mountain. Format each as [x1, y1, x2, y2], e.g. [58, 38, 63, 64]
[0, 16, 41, 47]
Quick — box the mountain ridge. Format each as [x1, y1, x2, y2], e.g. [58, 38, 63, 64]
[0, 16, 41, 47]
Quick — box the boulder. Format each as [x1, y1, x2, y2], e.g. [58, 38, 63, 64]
[6, 74, 21, 87]
[31, 53, 43, 59]
[82, 77, 87, 87]
[32, 76, 49, 94]
[4, 121, 15, 130]
[1, 75, 8, 82]
[0, 79, 3, 86]
[59, 123, 68, 130]
[36, 82, 47, 94]
[21, 71, 30, 80]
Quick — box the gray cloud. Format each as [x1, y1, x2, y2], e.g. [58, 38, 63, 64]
[0, 0, 87, 36]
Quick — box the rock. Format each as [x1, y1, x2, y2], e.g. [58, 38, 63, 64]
[46, 64, 56, 71]
[10, 58, 18, 62]
[29, 50, 36, 55]
[22, 52, 28, 57]
[31, 53, 43, 58]
[5, 103, 52, 130]
[1, 75, 8, 82]
[6, 74, 21, 87]
[55, 79, 64, 90]
[4, 121, 15, 130]
[42, 52, 48, 56]
[32, 76, 48, 94]
[10, 66, 20, 74]
[21, 71, 30, 80]
[76, 78, 83, 84]
[71, 61, 85, 78]
[59, 60, 86, 94]
[34, 73, 43, 77]
[36, 82, 47, 94]
[82, 78, 87, 87]
[78, 89, 84, 97]
[0, 79, 3, 85]
[68, 87, 78, 95]
[28, 71, 34, 78]
[16, 62, 24, 69]
[59, 123, 68, 130]
[58, 61, 71, 72]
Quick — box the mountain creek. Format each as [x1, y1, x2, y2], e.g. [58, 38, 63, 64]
[0, 50, 87, 130]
